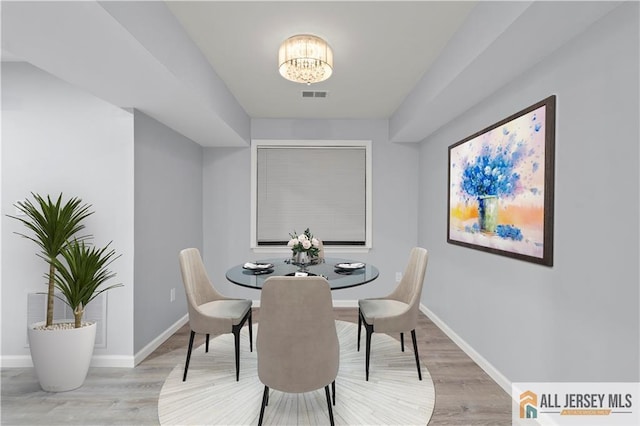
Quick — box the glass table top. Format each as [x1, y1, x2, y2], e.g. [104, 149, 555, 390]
[226, 257, 379, 290]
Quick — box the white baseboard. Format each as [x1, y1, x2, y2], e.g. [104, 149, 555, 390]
[1, 355, 34, 368]
[133, 314, 189, 366]
[2, 353, 137, 368]
[420, 303, 511, 395]
[1, 315, 190, 369]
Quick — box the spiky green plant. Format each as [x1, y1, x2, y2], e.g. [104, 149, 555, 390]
[8, 193, 93, 327]
[52, 240, 122, 328]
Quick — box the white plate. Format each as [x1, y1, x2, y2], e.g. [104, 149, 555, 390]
[335, 262, 365, 270]
[243, 262, 274, 270]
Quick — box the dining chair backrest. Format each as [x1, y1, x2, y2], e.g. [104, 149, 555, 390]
[179, 248, 225, 332]
[386, 247, 429, 326]
[257, 276, 339, 394]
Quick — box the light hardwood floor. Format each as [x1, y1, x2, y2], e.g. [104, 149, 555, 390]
[1, 308, 511, 425]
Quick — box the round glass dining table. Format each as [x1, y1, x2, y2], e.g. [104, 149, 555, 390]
[226, 257, 379, 290]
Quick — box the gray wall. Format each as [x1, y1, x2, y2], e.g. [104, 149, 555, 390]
[418, 2, 639, 382]
[133, 111, 203, 352]
[1, 63, 135, 364]
[202, 119, 420, 302]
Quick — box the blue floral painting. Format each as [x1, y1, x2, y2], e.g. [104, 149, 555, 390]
[447, 96, 555, 266]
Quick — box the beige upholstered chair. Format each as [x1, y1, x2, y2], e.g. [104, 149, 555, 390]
[257, 276, 339, 426]
[178, 248, 253, 382]
[357, 247, 428, 380]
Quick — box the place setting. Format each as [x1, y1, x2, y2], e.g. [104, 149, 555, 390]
[242, 262, 274, 275]
[334, 262, 365, 275]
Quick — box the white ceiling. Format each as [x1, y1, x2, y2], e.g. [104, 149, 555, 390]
[1, 1, 622, 147]
[165, 1, 475, 119]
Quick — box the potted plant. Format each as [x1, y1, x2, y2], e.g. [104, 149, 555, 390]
[9, 193, 93, 326]
[9, 193, 122, 391]
[28, 239, 121, 391]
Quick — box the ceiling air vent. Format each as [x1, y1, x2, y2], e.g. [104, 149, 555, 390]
[301, 90, 328, 99]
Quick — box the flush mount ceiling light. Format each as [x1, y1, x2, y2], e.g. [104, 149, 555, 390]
[278, 34, 333, 85]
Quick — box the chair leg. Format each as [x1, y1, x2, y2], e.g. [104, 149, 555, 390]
[183, 330, 195, 382]
[411, 329, 422, 381]
[364, 322, 373, 381]
[324, 385, 335, 426]
[331, 380, 336, 405]
[357, 308, 362, 351]
[206, 334, 210, 353]
[248, 309, 253, 352]
[233, 325, 241, 381]
[400, 332, 405, 352]
[258, 386, 269, 426]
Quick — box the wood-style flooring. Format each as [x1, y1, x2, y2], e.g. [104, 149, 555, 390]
[1, 308, 512, 425]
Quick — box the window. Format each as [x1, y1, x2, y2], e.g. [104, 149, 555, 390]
[251, 140, 372, 250]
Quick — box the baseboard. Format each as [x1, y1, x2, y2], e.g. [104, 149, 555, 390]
[133, 314, 189, 366]
[420, 303, 511, 395]
[1, 355, 34, 368]
[1, 354, 137, 369]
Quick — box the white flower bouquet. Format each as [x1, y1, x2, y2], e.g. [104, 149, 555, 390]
[287, 228, 320, 259]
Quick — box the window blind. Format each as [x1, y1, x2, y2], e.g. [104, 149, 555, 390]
[256, 145, 366, 245]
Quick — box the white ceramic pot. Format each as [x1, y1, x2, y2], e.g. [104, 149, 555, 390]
[27, 321, 97, 392]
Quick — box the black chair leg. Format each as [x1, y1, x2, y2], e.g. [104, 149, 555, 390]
[248, 309, 253, 352]
[364, 322, 373, 381]
[331, 380, 336, 405]
[357, 308, 362, 351]
[183, 330, 195, 382]
[233, 325, 241, 381]
[324, 385, 335, 426]
[206, 334, 210, 353]
[258, 386, 269, 426]
[411, 329, 422, 381]
[400, 332, 405, 352]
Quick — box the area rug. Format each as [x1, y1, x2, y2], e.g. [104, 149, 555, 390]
[158, 320, 435, 425]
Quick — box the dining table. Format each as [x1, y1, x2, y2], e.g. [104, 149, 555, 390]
[226, 257, 379, 290]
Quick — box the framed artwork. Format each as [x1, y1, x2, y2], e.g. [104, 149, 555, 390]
[447, 95, 556, 266]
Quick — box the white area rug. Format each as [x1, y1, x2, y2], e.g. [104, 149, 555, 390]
[158, 320, 435, 425]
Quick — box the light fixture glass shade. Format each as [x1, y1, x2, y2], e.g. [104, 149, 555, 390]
[278, 34, 333, 85]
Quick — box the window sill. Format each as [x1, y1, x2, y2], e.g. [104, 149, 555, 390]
[252, 246, 371, 255]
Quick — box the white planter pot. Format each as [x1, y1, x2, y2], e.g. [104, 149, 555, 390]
[28, 321, 97, 392]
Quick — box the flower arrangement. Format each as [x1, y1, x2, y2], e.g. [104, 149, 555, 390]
[287, 228, 320, 258]
[460, 142, 525, 198]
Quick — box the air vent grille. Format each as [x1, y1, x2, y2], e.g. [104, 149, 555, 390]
[301, 90, 328, 99]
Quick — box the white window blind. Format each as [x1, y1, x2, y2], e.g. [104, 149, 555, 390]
[253, 141, 370, 246]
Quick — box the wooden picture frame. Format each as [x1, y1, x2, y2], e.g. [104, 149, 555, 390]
[447, 95, 556, 266]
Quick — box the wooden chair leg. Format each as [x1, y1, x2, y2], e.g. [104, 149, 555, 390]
[258, 386, 269, 426]
[205, 334, 210, 353]
[325, 385, 335, 426]
[400, 332, 405, 352]
[411, 329, 422, 380]
[183, 330, 195, 382]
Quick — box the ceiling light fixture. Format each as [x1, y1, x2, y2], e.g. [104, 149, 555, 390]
[278, 34, 333, 85]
